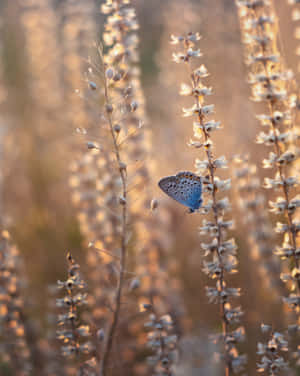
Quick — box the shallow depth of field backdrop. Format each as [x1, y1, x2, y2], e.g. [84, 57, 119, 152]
[1, 0, 300, 375]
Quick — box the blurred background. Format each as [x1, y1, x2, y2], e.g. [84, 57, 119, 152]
[0, 0, 299, 375]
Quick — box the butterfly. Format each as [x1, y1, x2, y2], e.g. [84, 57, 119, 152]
[158, 171, 202, 213]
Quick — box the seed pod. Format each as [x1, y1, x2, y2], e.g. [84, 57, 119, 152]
[113, 124, 121, 133]
[106, 104, 114, 114]
[119, 196, 126, 205]
[105, 68, 114, 79]
[130, 101, 138, 112]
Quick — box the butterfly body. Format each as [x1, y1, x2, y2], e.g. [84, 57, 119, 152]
[158, 171, 202, 213]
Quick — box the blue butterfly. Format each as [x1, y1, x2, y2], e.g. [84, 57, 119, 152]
[158, 171, 202, 213]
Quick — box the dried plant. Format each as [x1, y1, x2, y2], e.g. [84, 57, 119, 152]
[57, 252, 95, 375]
[44, 283, 67, 376]
[0, 230, 32, 375]
[257, 324, 289, 375]
[69, 2, 185, 375]
[143, 304, 178, 376]
[65, 1, 123, 369]
[75, 2, 142, 371]
[96, 58, 130, 376]
[235, 1, 300, 371]
[236, 0, 300, 319]
[101, 0, 185, 323]
[171, 33, 246, 374]
[4, 1, 300, 375]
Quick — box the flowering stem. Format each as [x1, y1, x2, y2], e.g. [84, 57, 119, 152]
[99, 63, 128, 376]
[185, 46, 231, 376]
[269, 101, 300, 272]
[252, 6, 300, 290]
[235, 4, 300, 368]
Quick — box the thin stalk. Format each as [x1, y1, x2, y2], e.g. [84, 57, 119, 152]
[185, 44, 231, 376]
[252, 6, 300, 291]
[99, 67, 128, 376]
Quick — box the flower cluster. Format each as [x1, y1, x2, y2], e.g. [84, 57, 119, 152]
[69, 1, 184, 374]
[56, 252, 95, 373]
[143, 304, 178, 376]
[232, 156, 283, 296]
[0, 230, 32, 375]
[68, 0, 124, 339]
[236, 0, 300, 333]
[172, 33, 246, 374]
[111, 0, 189, 335]
[69, 1, 139, 372]
[102, 0, 142, 130]
[101, 2, 185, 373]
[257, 324, 289, 375]
[44, 283, 68, 376]
[86, 2, 141, 370]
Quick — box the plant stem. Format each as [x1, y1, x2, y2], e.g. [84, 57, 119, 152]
[185, 47, 231, 376]
[252, 6, 300, 291]
[99, 67, 128, 376]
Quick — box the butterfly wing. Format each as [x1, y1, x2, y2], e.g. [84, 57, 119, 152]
[158, 176, 188, 207]
[176, 172, 202, 210]
[158, 171, 202, 211]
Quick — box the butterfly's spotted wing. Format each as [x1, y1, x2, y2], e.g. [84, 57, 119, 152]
[158, 171, 202, 211]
